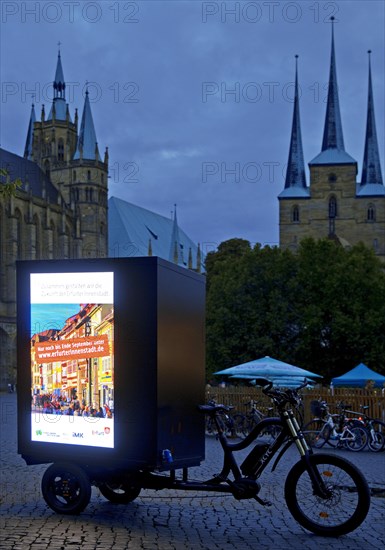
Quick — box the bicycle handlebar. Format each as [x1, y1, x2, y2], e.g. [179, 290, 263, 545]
[252, 377, 310, 408]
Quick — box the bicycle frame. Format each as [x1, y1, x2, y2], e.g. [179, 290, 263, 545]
[136, 404, 325, 503]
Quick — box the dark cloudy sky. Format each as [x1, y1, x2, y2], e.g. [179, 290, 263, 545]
[1, 1, 384, 255]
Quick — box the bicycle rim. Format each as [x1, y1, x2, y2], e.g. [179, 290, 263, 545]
[285, 454, 370, 536]
[345, 427, 368, 451]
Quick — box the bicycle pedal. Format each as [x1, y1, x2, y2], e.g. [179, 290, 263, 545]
[254, 495, 272, 507]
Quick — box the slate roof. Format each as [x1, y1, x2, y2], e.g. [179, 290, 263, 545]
[309, 148, 357, 166]
[0, 148, 60, 203]
[356, 183, 385, 197]
[284, 56, 307, 190]
[361, 51, 383, 186]
[73, 90, 100, 161]
[24, 104, 36, 159]
[108, 196, 203, 271]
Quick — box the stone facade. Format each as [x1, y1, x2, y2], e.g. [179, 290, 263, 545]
[0, 52, 108, 389]
[279, 164, 385, 258]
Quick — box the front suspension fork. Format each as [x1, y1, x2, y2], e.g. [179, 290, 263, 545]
[283, 410, 331, 498]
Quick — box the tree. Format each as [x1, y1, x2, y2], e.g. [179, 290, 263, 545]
[205, 237, 385, 381]
[0, 168, 22, 197]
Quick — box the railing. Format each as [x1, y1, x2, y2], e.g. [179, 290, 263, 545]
[206, 386, 385, 424]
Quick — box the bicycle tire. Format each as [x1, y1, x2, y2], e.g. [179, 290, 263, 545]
[367, 420, 385, 452]
[344, 426, 368, 452]
[302, 420, 332, 449]
[99, 481, 141, 503]
[285, 453, 371, 536]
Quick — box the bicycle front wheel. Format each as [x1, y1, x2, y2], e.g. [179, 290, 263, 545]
[285, 453, 370, 536]
[368, 420, 385, 452]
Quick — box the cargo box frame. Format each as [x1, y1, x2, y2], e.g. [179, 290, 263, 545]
[17, 257, 206, 473]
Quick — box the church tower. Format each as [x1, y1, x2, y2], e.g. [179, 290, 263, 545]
[25, 48, 108, 258]
[278, 19, 385, 259]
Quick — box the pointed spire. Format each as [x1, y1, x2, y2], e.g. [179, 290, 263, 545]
[73, 88, 101, 161]
[24, 102, 36, 159]
[54, 45, 66, 100]
[361, 51, 383, 185]
[284, 55, 306, 189]
[48, 46, 71, 121]
[196, 243, 202, 274]
[309, 19, 356, 166]
[322, 17, 344, 151]
[169, 205, 183, 265]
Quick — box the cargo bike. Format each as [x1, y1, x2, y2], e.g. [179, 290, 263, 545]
[17, 258, 370, 538]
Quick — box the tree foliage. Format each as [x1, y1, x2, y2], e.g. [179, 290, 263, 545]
[0, 169, 22, 198]
[205, 238, 385, 381]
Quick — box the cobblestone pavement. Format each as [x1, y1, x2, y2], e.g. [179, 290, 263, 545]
[1, 393, 384, 550]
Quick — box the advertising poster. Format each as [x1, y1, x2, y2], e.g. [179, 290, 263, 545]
[30, 272, 114, 448]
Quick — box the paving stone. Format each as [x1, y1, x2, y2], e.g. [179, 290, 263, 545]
[1, 392, 385, 550]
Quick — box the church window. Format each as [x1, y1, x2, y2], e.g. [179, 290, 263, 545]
[292, 205, 299, 223]
[328, 173, 337, 183]
[15, 209, 22, 260]
[87, 170, 91, 181]
[33, 215, 40, 260]
[73, 170, 77, 181]
[58, 139, 64, 161]
[329, 196, 337, 218]
[367, 204, 375, 222]
[373, 239, 378, 251]
[101, 173, 104, 184]
[89, 188, 93, 202]
[44, 160, 50, 177]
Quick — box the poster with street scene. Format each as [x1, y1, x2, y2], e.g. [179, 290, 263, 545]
[30, 272, 114, 448]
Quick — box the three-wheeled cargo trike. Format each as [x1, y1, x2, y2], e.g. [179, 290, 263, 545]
[17, 258, 370, 537]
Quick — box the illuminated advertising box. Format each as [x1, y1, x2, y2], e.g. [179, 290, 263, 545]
[30, 271, 114, 449]
[17, 258, 205, 470]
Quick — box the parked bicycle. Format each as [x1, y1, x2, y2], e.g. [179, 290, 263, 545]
[233, 400, 279, 441]
[338, 403, 385, 452]
[41, 379, 371, 537]
[302, 400, 368, 451]
[205, 399, 236, 436]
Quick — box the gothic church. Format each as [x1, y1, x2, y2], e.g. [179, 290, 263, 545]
[279, 20, 385, 259]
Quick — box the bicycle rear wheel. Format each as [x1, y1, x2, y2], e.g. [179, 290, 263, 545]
[285, 453, 370, 536]
[344, 426, 368, 451]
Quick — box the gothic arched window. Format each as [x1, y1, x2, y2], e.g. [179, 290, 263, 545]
[292, 205, 300, 223]
[367, 204, 375, 222]
[329, 196, 337, 218]
[58, 139, 64, 161]
[44, 160, 50, 177]
[14, 209, 22, 260]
